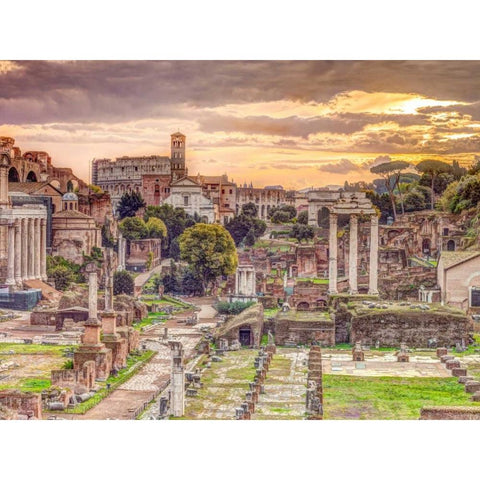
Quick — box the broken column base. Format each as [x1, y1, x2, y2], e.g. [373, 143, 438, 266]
[103, 335, 128, 370]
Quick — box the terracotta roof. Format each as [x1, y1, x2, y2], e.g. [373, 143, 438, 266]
[440, 250, 480, 270]
[53, 209, 93, 219]
[8, 182, 63, 195]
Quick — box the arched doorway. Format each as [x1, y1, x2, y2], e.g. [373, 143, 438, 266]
[8, 167, 20, 182]
[239, 327, 252, 346]
[422, 238, 431, 255]
[297, 301, 310, 311]
[447, 239, 455, 251]
[26, 171, 37, 182]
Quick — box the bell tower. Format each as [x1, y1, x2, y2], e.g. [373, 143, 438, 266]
[170, 132, 187, 181]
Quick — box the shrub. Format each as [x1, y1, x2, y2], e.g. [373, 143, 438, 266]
[214, 301, 255, 315]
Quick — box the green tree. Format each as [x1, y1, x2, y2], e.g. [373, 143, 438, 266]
[113, 270, 134, 295]
[181, 269, 204, 296]
[291, 223, 315, 243]
[415, 159, 452, 209]
[146, 217, 167, 239]
[241, 202, 258, 217]
[144, 204, 195, 255]
[297, 210, 309, 225]
[244, 227, 256, 246]
[119, 217, 148, 240]
[117, 191, 146, 219]
[50, 265, 76, 291]
[179, 224, 238, 293]
[269, 204, 297, 222]
[271, 210, 292, 224]
[370, 159, 410, 219]
[169, 237, 181, 261]
[225, 214, 266, 246]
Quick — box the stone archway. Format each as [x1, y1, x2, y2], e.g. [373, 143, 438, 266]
[447, 239, 455, 251]
[8, 167, 20, 182]
[297, 301, 310, 311]
[26, 170, 37, 182]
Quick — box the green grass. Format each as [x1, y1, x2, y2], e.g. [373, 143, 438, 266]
[296, 277, 329, 285]
[133, 312, 168, 331]
[264, 307, 279, 318]
[323, 375, 474, 420]
[0, 378, 52, 393]
[0, 343, 70, 356]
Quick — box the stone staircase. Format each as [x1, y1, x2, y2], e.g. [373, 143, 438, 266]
[23, 279, 62, 303]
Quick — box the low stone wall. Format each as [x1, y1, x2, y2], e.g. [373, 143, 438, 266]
[0, 390, 42, 419]
[30, 311, 57, 327]
[275, 314, 335, 347]
[420, 406, 480, 420]
[350, 309, 469, 348]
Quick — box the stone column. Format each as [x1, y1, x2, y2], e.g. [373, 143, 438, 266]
[368, 215, 379, 295]
[28, 218, 35, 280]
[328, 212, 338, 294]
[83, 262, 102, 344]
[0, 161, 9, 207]
[21, 218, 27, 281]
[6, 224, 15, 286]
[235, 269, 239, 294]
[34, 218, 41, 280]
[40, 219, 47, 281]
[349, 214, 358, 295]
[169, 341, 185, 417]
[14, 219, 22, 286]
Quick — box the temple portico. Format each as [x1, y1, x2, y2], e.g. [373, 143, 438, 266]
[229, 264, 257, 303]
[307, 189, 378, 296]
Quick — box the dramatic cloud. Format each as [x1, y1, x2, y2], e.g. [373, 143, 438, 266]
[2, 60, 480, 188]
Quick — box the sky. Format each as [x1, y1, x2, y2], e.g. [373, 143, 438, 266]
[2, 60, 480, 189]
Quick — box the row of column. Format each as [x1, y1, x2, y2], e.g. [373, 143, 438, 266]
[328, 213, 378, 296]
[6, 217, 47, 286]
[235, 268, 256, 296]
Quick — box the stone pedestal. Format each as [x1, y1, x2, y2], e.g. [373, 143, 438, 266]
[101, 312, 128, 370]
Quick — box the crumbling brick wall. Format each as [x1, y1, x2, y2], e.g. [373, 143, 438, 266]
[350, 310, 470, 347]
[0, 391, 42, 419]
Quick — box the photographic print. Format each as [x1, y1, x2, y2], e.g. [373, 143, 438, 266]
[1, 60, 480, 422]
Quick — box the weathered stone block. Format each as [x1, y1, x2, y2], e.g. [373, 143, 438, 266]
[451, 368, 468, 377]
[465, 381, 480, 394]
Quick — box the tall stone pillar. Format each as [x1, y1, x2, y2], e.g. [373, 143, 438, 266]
[328, 212, 338, 295]
[104, 248, 114, 312]
[34, 218, 41, 280]
[348, 214, 358, 295]
[14, 219, 22, 286]
[0, 159, 9, 207]
[21, 218, 27, 281]
[6, 224, 15, 286]
[28, 218, 35, 280]
[117, 233, 125, 271]
[40, 219, 47, 281]
[368, 215, 379, 295]
[169, 341, 185, 417]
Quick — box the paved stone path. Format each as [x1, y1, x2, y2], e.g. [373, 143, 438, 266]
[322, 352, 451, 377]
[55, 297, 215, 420]
[252, 347, 308, 420]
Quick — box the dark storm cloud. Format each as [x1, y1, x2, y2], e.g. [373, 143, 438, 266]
[2, 60, 480, 124]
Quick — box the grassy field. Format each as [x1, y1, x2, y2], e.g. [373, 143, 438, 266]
[0, 343, 71, 392]
[133, 312, 168, 331]
[323, 375, 474, 420]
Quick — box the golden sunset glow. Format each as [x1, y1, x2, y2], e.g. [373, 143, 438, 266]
[1, 61, 480, 189]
